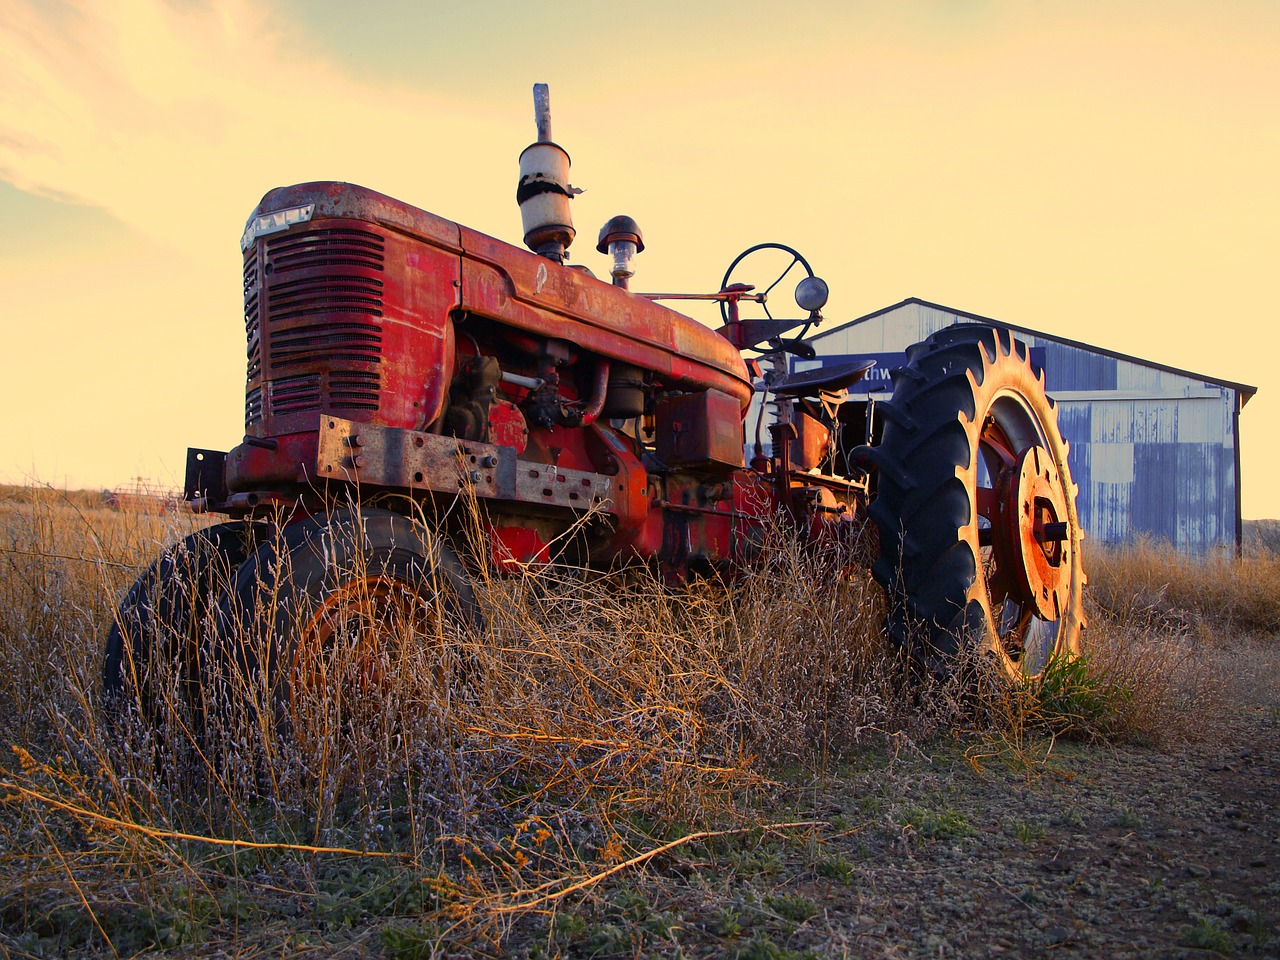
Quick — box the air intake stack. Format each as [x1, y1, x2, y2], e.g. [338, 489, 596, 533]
[517, 83, 578, 262]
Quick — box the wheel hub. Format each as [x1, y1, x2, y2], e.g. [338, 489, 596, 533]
[289, 575, 440, 748]
[993, 446, 1071, 621]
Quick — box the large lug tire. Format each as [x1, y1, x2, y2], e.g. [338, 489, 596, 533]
[104, 521, 264, 722]
[865, 325, 1086, 679]
[211, 509, 479, 756]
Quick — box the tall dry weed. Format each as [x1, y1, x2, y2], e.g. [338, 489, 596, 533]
[1044, 536, 1280, 746]
[0, 497, 905, 951]
[1088, 536, 1280, 638]
[2, 491, 1265, 952]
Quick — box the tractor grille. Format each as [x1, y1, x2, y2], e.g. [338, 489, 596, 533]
[270, 374, 323, 415]
[264, 228, 385, 371]
[328, 370, 380, 411]
[246, 225, 386, 426]
[266, 276, 384, 322]
[265, 320, 384, 368]
[244, 255, 261, 381]
[245, 386, 263, 427]
[265, 227, 385, 272]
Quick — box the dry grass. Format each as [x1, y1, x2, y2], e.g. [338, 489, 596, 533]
[1060, 534, 1280, 747]
[0, 490, 1274, 955]
[0, 494, 906, 953]
[1088, 535, 1280, 638]
[1244, 518, 1280, 557]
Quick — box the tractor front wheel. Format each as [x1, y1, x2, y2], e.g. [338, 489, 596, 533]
[211, 509, 479, 762]
[104, 521, 264, 723]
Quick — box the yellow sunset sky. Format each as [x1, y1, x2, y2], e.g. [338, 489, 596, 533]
[0, 0, 1274, 516]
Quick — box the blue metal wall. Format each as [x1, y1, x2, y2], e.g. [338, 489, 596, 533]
[803, 300, 1245, 554]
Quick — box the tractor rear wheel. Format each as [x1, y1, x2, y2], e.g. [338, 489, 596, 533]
[104, 521, 264, 722]
[212, 509, 479, 761]
[865, 325, 1086, 679]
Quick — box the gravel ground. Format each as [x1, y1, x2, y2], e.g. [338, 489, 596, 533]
[785, 705, 1280, 958]
[519, 643, 1280, 959]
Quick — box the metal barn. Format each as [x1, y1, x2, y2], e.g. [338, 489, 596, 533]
[797, 298, 1256, 555]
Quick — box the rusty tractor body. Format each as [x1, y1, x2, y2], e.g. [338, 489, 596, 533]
[189, 177, 865, 577]
[106, 88, 1086, 725]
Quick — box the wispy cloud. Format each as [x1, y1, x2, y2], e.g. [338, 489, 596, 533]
[0, 0, 502, 258]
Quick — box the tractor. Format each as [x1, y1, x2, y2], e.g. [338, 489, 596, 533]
[105, 86, 1086, 727]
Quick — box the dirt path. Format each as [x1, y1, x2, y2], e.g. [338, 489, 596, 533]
[525, 646, 1280, 959]
[784, 700, 1280, 958]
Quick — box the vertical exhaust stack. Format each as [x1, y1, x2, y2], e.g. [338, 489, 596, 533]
[518, 83, 579, 263]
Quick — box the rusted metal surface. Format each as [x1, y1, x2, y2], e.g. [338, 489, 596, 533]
[316, 417, 516, 500]
[213, 173, 865, 581]
[577, 360, 610, 426]
[458, 224, 752, 410]
[242, 199, 460, 440]
[488, 524, 552, 570]
[992, 445, 1072, 621]
[655, 389, 744, 470]
[514, 461, 615, 511]
[790, 411, 831, 471]
[314, 416, 619, 514]
[244, 184, 752, 442]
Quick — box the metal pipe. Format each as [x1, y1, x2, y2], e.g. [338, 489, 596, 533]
[500, 371, 546, 391]
[579, 360, 610, 426]
[533, 83, 552, 142]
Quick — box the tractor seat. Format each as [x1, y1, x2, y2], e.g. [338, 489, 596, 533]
[769, 359, 875, 399]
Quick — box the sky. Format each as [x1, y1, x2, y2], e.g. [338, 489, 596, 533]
[0, 0, 1275, 517]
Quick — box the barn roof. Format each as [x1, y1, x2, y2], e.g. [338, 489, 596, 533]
[811, 297, 1258, 406]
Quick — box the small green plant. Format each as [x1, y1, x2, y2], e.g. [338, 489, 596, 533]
[763, 891, 817, 924]
[381, 922, 444, 960]
[1013, 821, 1045, 845]
[734, 846, 786, 877]
[550, 910, 589, 944]
[815, 854, 854, 884]
[1109, 805, 1143, 829]
[1053, 807, 1086, 829]
[1028, 653, 1113, 735]
[1180, 917, 1233, 953]
[734, 931, 796, 960]
[584, 921, 636, 956]
[1245, 911, 1272, 951]
[900, 805, 973, 841]
[712, 905, 746, 939]
[606, 885, 652, 922]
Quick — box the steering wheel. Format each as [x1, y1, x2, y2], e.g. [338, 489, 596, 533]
[718, 242, 829, 332]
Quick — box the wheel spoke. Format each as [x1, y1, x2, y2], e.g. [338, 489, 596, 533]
[980, 421, 1018, 471]
[761, 256, 800, 298]
[986, 563, 1015, 604]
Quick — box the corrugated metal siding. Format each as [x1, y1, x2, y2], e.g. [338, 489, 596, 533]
[806, 302, 1242, 555]
[1044, 345, 1118, 391]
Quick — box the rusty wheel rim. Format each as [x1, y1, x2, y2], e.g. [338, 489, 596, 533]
[973, 390, 1076, 674]
[289, 574, 447, 756]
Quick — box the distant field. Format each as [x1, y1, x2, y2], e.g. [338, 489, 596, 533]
[1245, 518, 1280, 556]
[1, 488, 1277, 957]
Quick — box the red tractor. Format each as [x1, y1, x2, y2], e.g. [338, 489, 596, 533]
[105, 87, 1085, 721]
